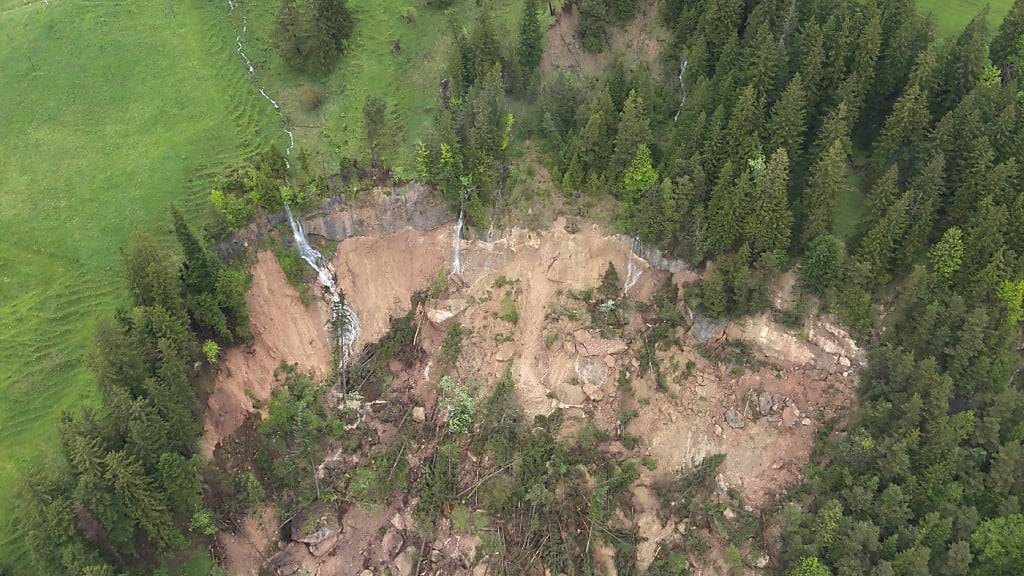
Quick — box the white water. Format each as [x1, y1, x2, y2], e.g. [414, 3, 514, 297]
[227, 1, 359, 378]
[227, 0, 294, 165]
[285, 206, 361, 371]
[673, 58, 688, 123]
[451, 208, 464, 276]
[623, 235, 643, 296]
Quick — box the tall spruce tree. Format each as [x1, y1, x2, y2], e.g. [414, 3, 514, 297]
[744, 149, 793, 257]
[801, 138, 849, 245]
[767, 74, 808, 165]
[517, 0, 544, 72]
[611, 90, 652, 180]
[992, 0, 1024, 77]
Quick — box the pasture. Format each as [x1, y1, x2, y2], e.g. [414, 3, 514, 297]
[0, 0, 281, 567]
[917, 0, 1015, 37]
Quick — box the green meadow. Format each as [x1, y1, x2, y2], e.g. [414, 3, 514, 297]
[916, 0, 1015, 37]
[0, 0, 282, 566]
[230, 0, 529, 173]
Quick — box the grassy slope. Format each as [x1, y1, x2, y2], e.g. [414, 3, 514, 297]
[234, 0, 527, 173]
[0, 0, 280, 567]
[916, 0, 1015, 37]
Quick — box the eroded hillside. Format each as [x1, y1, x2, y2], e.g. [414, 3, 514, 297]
[204, 197, 864, 576]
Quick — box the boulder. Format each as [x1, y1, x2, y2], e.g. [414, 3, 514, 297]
[412, 406, 426, 423]
[688, 310, 727, 343]
[724, 408, 746, 429]
[290, 504, 339, 545]
[426, 298, 471, 325]
[394, 546, 418, 576]
[745, 389, 782, 419]
[309, 531, 339, 557]
[382, 528, 404, 560]
[555, 381, 587, 405]
[576, 358, 609, 389]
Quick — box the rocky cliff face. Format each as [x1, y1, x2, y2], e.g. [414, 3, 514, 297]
[215, 183, 454, 258]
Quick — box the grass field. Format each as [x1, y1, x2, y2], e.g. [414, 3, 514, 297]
[917, 0, 1015, 37]
[230, 0, 529, 174]
[0, 0, 282, 569]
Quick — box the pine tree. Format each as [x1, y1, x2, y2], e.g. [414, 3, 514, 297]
[874, 0, 930, 103]
[578, 0, 608, 53]
[274, 0, 307, 68]
[611, 90, 652, 179]
[801, 234, 846, 296]
[746, 22, 785, 102]
[725, 85, 764, 166]
[518, 0, 544, 72]
[171, 208, 220, 296]
[898, 153, 945, 268]
[991, 0, 1024, 77]
[104, 450, 182, 551]
[857, 190, 911, 287]
[936, 9, 990, 115]
[705, 161, 747, 256]
[122, 228, 185, 321]
[313, 0, 354, 53]
[576, 85, 616, 176]
[767, 74, 808, 166]
[872, 82, 931, 182]
[810, 101, 852, 163]
[622, 144, 659, 223]
[801, 139, 849, 245]
[745, 149, 793, 257]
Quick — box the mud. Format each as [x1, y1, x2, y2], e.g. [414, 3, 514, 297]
[200, 251, 332, 458]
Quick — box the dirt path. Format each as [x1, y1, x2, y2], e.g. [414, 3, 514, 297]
[200, 251, 331, 458]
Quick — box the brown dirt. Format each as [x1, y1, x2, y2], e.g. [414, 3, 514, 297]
[333, 227, 450, 351]
[200, 251, 332, 458]
[213, 214, 863, 576]
[217, 505, 279, 576]
[541, 0, 667, 79]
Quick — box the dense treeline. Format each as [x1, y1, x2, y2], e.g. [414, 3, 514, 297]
[521, 0, 1024, 573]
[420, 0, 1024, 573]
[16, 213, 248, 575]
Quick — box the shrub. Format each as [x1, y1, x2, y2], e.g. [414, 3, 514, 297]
[299, 84, 324, 111]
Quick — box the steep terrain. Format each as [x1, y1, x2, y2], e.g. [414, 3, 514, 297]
[206, 199, 864, 575]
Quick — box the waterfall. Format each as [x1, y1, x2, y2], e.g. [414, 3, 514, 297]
[285, 206, 361, 373]
[227, 1, 360, 385]
[623, 235, 643, 296]
[673, 58, 688, 123]
[451, 207, 464, 276]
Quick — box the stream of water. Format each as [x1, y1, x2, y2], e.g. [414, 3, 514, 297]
[451, 208, 464, 276]
[227, 1, 359, 380]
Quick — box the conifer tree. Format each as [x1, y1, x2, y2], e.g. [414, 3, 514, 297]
[274, 0, 306, 68]
[517, 0, 544, 72]
[767, 74, 808, 166]
[611, 90, 652, 179]
[171, 208, 220, 297]
[872, 83, 931, 182]
[991, 0, 1024, 77]
[898, 153, 945, 268]
[857, 190, 911, 287]
[801, 139, 849, 245]
[122, 229, 185, 321]
[725, 85, 764, 166]
[576, 85, 616, 176]
[745, 149, 793, 257]
[104, 450, 181, 551]
[936, 9, 990, 115]
[705, 161, 747, 256]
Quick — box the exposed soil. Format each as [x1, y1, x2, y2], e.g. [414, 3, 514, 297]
[210, 209, 864, 576]
[542, 0, 667, 78]
[200, 251, 332, 458]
